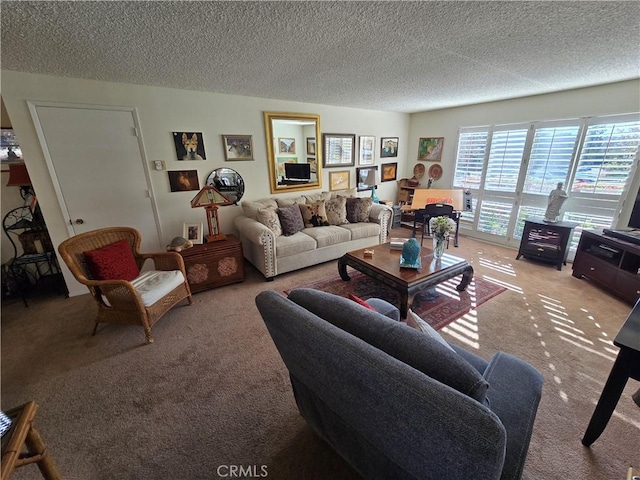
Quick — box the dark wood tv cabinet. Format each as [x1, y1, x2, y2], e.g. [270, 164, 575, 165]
[572, 229, 640, 305]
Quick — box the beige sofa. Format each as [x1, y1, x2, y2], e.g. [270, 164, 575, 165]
[234, 192, 393, 280]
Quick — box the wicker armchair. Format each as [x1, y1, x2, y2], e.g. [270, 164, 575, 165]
[58, 227, 192, 344]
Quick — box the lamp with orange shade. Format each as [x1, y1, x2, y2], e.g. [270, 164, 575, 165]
[190, 186, 233, 242]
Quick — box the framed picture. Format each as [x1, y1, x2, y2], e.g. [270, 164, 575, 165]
[183, 222, 204, 244]
[381, 162, 398, 182]
[358, 135, 376, 165]
[278, 137, 296, 154]
[1, 128, 23, 163]
[168, 170, 200, 192]
[329, 170, 350, 191]
[173, 132, 206, 161]
[356, 166, 379, 192]
[307, 157, 317, 173]
[418, 137, 444, 162]
[380, 137, 398, 158]
[222, 135, 254, 161]
[323, 133, 356, 168]
[306, 137, 316, 155]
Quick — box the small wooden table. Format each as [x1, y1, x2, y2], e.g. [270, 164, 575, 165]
[516, 217, 578, 270]
[1, 401, 61, 480]
[582, 299, 640, 446]
[178, 234, 245, 293]
[338, 243, 474, 319]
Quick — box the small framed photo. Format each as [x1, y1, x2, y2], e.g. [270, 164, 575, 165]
[168, 170, 200, 192]
[323, 133, 356, 167]
[356, 166, 379, 192]
[358, 135, 376, 165]
[380, 137, 398, 158]
[222, 135, 254, 161]
[278, 137, 296, 154]
[418, 137, 444, 162]
[173, 132, 206, 161]
[307, 157, 318, 173]
[306, 137, 316, 155]
[183, 222, 204, 245]
[329, 170, 350, 191]
[381, 162, 398, 182]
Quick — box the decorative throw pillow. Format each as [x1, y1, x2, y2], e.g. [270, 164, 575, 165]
[83, 239, 140, 281]
[325, 196, 349, 225]
[241, 199, 278, 219]
[299, 200, 330, 227]
[406, 309, 455, 352]
[348, 293, 375, 311]
[276, 196, 306, 208]
[303, 192, 331, 204]
[345, 197, 373, 223]
[256, 207, 282, 237]
[277, 204, 305, 236]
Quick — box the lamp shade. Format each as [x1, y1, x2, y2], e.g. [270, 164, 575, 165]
[364, 169, 379, 187]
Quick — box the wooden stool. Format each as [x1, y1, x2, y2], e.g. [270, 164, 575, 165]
[1, 401, 61, 480]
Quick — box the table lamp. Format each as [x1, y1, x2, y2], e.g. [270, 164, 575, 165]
[364, 169, 380, 204]
[190, 186, 233, 242]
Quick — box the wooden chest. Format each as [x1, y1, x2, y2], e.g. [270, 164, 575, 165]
[178, 234, 245, 293]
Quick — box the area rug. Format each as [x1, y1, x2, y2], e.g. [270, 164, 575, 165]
[288, 271, 506, 330]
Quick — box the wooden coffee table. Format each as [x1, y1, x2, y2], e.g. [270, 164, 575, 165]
[338, 242, 474, 319]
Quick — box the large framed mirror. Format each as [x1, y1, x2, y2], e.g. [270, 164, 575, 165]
[264, 112, 322, 194]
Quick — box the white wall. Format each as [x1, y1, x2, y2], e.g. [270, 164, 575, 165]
[1, 71, 409, 294]
[407, 79, 640, 195]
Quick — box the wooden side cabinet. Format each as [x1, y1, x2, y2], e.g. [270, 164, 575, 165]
[572, 229, 640, 305]
[178, 234, 245, 293]
[516, 217, 578, 270]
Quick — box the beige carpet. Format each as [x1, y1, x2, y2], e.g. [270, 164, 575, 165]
[1, 230, 639, 479]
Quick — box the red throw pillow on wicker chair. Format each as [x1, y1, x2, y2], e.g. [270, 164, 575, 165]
[83, 239, 140, 281]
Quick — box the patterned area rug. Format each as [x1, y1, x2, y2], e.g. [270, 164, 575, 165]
[289, 270, 507, 330]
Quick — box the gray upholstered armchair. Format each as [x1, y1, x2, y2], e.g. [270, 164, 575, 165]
[256, 288, 543, 480]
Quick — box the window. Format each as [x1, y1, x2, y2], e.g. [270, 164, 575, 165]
[571, 120, 640, 195]
[453, 130, 488, 190]
[524, 125, 579, 194]
[453, 113, 640, 249]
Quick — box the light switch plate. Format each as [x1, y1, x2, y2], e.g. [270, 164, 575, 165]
[153, 160, 165, 171]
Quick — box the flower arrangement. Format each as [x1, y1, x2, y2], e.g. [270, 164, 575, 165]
[429, 216, 457, 238]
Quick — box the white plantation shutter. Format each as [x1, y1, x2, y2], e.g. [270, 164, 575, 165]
[453, 129, 488, 190]
[485, 128, 527, 192]
[524, 125, 579, 194]
[571, 119, 640, 195]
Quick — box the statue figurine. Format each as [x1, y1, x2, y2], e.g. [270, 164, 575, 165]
[544, 182, 568, 223]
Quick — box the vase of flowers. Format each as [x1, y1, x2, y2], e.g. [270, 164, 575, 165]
[429, 216, 456, 259]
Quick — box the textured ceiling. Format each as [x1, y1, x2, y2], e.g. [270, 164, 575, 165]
[2, 1, 639, 113]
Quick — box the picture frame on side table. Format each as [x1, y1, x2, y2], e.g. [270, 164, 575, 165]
[381, 162, 398, 182]
[418, 137, 444, 162]
[183, 222, 204, 245]
[358, 135, 376, 165]
[380, 137, 398, 158]
[329, 170, 351, 191]
[222, 135, 254, 161]
[323, 133, 356, 167]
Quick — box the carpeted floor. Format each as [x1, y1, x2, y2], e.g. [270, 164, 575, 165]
[289, 270, 506, 330]
[1, 230, 639, 479]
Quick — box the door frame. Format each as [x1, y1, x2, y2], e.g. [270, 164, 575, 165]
[27, 101, 163, 244]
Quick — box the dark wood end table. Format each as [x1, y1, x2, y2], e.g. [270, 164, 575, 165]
[338, 242, 473, 319]
[581, 299, 640, 446]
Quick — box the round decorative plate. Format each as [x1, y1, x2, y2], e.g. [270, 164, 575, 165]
[428, 164, 443, 180]
[413, 163, 426, 179]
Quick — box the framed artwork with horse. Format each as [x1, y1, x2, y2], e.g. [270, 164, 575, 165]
[222, 134, 254, 161]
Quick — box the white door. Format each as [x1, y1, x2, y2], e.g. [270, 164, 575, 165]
[29, 104, 162, 252]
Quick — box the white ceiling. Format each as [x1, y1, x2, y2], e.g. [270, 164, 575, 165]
[2, 1, 639, 113]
